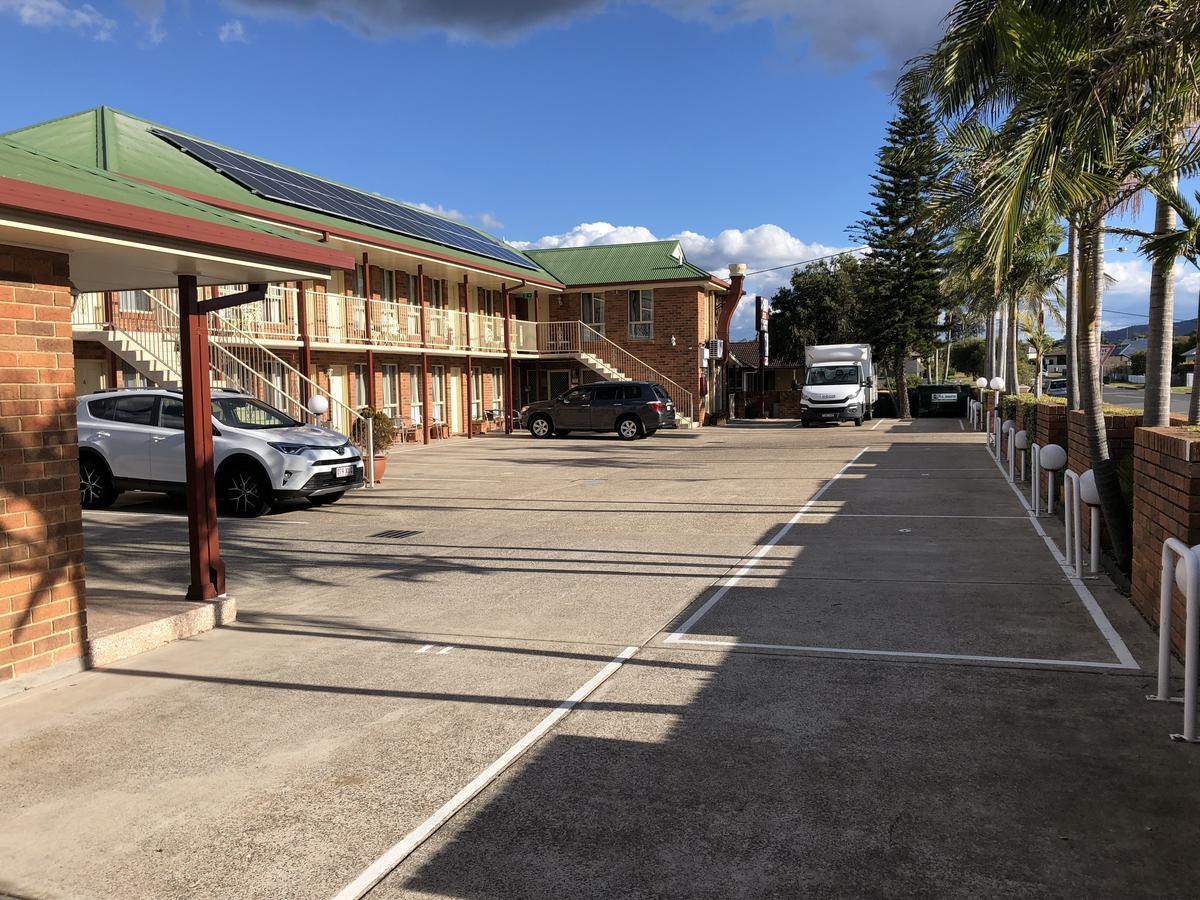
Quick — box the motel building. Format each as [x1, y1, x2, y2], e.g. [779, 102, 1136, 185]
[0, 106, 748, 687]
[4, 107, 745, 443]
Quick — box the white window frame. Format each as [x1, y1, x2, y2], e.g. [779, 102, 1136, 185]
[354, 363, 369, 408]
[430, 365, 446, 424]
[471, 369, 483, 421]
[118, 289, 151, 312]
[491, 366, 504, 416]
[408, 365, 423, 425]
[382, 364, 400, 417]
[581, 292, 605, 336]
[628, 289, 653, 340]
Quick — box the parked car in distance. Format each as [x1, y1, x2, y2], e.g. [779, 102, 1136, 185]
[1046, 378, 1067, 397]
[520, 381, 676, 440]
[77, 387, 364, 517]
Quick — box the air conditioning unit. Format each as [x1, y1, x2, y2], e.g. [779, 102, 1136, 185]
[706, 339, 724, 358]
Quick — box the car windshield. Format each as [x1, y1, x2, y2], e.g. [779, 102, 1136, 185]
[806, 366, 860, 386]
[211, 396, 297, 430]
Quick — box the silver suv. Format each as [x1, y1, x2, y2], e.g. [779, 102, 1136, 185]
[76, 388, 364, 517]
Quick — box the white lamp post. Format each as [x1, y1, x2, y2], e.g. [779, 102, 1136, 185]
[1039, 443, 1067, 515]
[1079, 469, 1101, 575]
[974, 376, 988, 430]
[1014, 429, 1029, 481]
[307, 394, 329, 421]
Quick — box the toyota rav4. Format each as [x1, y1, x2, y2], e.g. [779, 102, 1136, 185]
[77, 388, 364, 517]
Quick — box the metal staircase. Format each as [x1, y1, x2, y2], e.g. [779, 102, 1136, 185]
[71, 290, 366, 438]
[536, 322, 697, 426]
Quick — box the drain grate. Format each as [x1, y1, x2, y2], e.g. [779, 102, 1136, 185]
[372, 529, 421, 540]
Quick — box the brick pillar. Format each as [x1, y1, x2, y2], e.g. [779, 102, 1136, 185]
[1068, 409, 1144, 556]
[0, 244, 87, 684]
[1035, 402, 1068, 504]
[1132, 427, 1200, 658]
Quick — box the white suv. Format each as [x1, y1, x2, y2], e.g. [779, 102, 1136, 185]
[76, 388, 364, 517]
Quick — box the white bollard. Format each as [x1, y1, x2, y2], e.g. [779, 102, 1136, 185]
[1031, 444, 1042, 513]
[1039, 444, 1067, 517]
[1063, 469, 1084, 579]
[1152, 538, 1200, 743]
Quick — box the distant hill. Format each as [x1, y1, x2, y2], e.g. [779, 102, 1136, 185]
[1103, 318, 1199, 343]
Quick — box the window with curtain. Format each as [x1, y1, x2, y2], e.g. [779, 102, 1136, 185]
[628, 289, 653, 340]
[491, 366, 503, 415]
[408, 365, 422, 425]
[430, 365, 446, 423]
[354, 363, 369, 408]
[382, 364, 400, 416]
[471, 369, 483, 420]
[581, 292, 605, 336]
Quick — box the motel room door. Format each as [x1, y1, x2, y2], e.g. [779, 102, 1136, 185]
[75, 359, 108, 396]
[449, 367, 463, 434]
[547, 369, 571, 400]
[328, 365, 350, 434]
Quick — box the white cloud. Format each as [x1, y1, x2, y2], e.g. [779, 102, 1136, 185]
[219, 19, 247, 42]
[478, 212, 505, 230]
[0, 0, 115, 38]
[408, 201, 467, 222]
[513, 220, 857, 338]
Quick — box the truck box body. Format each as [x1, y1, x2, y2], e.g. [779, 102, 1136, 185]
[800, 344, 876, 425]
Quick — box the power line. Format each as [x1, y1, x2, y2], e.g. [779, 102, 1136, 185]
[745, 246, 869, 277]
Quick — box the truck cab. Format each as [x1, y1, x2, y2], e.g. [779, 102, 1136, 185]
[800, 344, 875, 427]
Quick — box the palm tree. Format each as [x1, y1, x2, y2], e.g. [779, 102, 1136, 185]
[1145, 187, 1200, 423]
[908, 0, 1200, 571]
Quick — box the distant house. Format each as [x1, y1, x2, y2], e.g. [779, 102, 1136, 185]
[727, 340, 803, 392]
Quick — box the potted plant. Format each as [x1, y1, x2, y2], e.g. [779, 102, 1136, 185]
[352, 407, 396, 483]
[471, 418, 485, 436]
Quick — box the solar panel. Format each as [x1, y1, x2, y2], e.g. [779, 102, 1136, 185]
[151, 129, 538, 272]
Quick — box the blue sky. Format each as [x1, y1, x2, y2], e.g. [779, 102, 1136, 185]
[0, 0, 1190, 338]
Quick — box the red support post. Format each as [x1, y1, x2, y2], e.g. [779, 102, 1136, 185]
[102, 290, 116, 330]
[418, 265, 430, 444]
[178, 274, 225, 601]
[362, 252, 376, 409]
[503, 284, 514, 434]
[463, 275, 472, 440]
[296, 280, 312, 404]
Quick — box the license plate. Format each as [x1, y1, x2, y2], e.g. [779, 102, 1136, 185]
[335, 464, 353, 479]
[821, 412, 836, 418]
[933, 393, 957, 402]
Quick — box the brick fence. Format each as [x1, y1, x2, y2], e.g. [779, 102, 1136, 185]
[1068, 409, 1144, 555]
[1131, 427, 1200, 658]
[0, 244, 87, 684]
[1035, 403, 1068, 503]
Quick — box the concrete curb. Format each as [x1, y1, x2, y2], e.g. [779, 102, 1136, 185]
[86, 595, 237, 667]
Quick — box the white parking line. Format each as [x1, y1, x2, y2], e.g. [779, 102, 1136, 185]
[870, 419, 884, 430]
[331, 646, 640, 900]
[666, 440, 1140, 672]
[665, 449, 867, 642]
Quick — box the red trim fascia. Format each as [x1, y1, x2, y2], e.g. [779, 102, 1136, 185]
[0, 176, 354, 272]
[561, 275, 724, 290]
[124, 175, 568, 292]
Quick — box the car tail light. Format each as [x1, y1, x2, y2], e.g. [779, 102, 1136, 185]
[647, 401, 663, 411]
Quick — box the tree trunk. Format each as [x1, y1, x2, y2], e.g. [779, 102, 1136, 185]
[984, 310, 995, 380]
[1065, 220, 1080, 411]
[1078, 213, 1131, 571]
[1190, 279, 1200, 425]
[894, 347, 910, 418]
[997, 300, 1009, 389]
[1144, 181, 1178, 428]
[944, 336, 953, 383]
[1009, 296, 1020, 394]
[1035, 298, 1045, 396]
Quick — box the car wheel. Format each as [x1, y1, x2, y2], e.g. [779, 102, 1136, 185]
[616, 416, 643, 441]
[218, 463, 273, 518]
[554, 429, 572, 437]
[79, 454, 119, 510]
[309, 491, 345, 506]
[529, 415, 553, 439]
[855, 417, 864, 427]
[644, 429, 658, 437]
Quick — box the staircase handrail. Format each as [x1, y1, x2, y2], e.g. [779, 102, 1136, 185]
[537, 320, 695, 422]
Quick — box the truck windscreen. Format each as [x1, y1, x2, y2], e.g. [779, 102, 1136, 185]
[806, 365, 860, 386]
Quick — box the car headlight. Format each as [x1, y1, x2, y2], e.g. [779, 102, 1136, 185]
[269, 442, 313, 455]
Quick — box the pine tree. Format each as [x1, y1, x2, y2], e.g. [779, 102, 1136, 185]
[852, 89, 946, 418]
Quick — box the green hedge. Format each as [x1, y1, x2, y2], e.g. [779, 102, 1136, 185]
[998, 393, 1065, 437]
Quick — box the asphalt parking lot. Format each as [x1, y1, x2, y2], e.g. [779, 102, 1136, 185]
[3, 420, 1200, 899]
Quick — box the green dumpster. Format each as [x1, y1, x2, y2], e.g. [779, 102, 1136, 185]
[916, 384, 968, 417]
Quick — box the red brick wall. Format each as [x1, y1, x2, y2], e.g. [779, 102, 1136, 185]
[1068, 409, 1144, 555]
[0, 244, 87, 684]
[1131, 427, 1200, 658]
[1035, 403, 1068, 503]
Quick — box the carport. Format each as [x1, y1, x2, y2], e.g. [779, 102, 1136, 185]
[0, 138, 352, 687]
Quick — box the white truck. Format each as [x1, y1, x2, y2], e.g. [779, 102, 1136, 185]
[800, 344, 876, 427]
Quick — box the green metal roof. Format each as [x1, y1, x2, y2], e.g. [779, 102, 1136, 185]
[0, 135, 339, 248]
[525, 240, 714, 286]
[3, 107, 561, 286]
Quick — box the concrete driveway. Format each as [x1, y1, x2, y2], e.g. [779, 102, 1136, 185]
[2, 420, 1198, 899]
